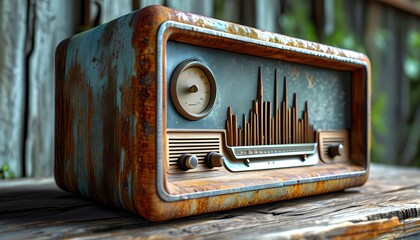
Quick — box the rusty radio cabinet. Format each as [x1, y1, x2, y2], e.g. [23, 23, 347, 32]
[55, 6, 371, 221]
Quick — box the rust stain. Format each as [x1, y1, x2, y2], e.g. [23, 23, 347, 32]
[102, 18, 118, 47]
[306, 72, 315, 88]
[70, 63, 89, 196]
[333, 217, 401, 240]
[85, 16, 133, 211]
[195, 18, 206, 28]
[131, 6, 161, 217]
[137, 175, 366, 222]
[120, 76, 135, 212]
[290, 66, 299, 78]
[100, 63, 119, 208]
[151, 5, 366, 63]
[55, 39, 76, 193]
[76, 66, 94, 201]
[226, 24, 259, 39]
[313, 181, 326, 194]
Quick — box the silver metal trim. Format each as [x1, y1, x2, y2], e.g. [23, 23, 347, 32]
[227, 143, 317, 159]
[224, 144, 318, 172]
[156, 21, 369, 202]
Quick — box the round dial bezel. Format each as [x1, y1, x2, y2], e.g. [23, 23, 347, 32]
[170, 59, 217, 120]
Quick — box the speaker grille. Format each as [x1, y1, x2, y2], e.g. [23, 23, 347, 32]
[167, 132, 223, 173]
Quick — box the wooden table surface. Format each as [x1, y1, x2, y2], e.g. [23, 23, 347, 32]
[1, 163, 419, 239]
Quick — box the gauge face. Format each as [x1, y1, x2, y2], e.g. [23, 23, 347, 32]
[176, 67, 211, 114]
[170, 60, 216, 120]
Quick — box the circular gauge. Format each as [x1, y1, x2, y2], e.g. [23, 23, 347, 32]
[170, 60, 217, 120]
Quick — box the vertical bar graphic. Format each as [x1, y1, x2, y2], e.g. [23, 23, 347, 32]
[226, 69, 316, 146]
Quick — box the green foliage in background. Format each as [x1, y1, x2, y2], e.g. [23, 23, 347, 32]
[212, 0, 420, 167]
[404, 31, 420, 167]
[0, 164, 16, 179]
[278, 1, 386, 164]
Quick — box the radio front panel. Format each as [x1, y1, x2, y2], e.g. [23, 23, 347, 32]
[157, 21, 368, 199]
[55, 6, 370, 221]
[166, 41, 352, 130]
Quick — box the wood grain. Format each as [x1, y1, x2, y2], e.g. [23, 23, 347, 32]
[0, 164, 419, 239]
[0, 0, 27, 177]
[25, 0, 79, 177]
[0, 0, 135, 178]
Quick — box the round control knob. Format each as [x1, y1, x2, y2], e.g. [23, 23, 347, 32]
[329, 144, 344, 158]
[178, 154, 199, 171]
[205, 152, 224, 168]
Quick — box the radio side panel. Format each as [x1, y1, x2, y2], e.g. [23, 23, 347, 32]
[55, 12, 138, 213]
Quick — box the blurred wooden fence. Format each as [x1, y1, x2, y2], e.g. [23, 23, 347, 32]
[0, 0, 419, 177]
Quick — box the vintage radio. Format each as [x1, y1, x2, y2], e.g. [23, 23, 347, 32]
[55, 5, 370, 221]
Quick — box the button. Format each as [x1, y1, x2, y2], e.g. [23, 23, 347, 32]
[329, 144, 344, 158]
[205, 152, 224, 168]
[178, 154, 198, 171]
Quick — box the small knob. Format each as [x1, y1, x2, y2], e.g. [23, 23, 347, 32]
[178, 154, 198, 171]
[205, 152, 224, 168]
[188, 84, 199, 93]
[329, 144, 344, 158]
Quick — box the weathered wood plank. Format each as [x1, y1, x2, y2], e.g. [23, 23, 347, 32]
[0, 0, 27, 177]
[95, 0, 132, 24]
[166, 0, 214, 17]
[135, 0, 164, 9]
[255, 0, 279, 32]
[24, 0, 133, 177]
[0, 164, 419, 239]
[24, 0, 80, 177]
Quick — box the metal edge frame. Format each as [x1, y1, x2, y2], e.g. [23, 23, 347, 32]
[227, 143, 317, 159]
[155, 21, 369, 202]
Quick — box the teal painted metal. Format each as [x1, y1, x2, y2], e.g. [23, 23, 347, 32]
[56, 11, 136, 211]
[166, 41, 352, 130]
